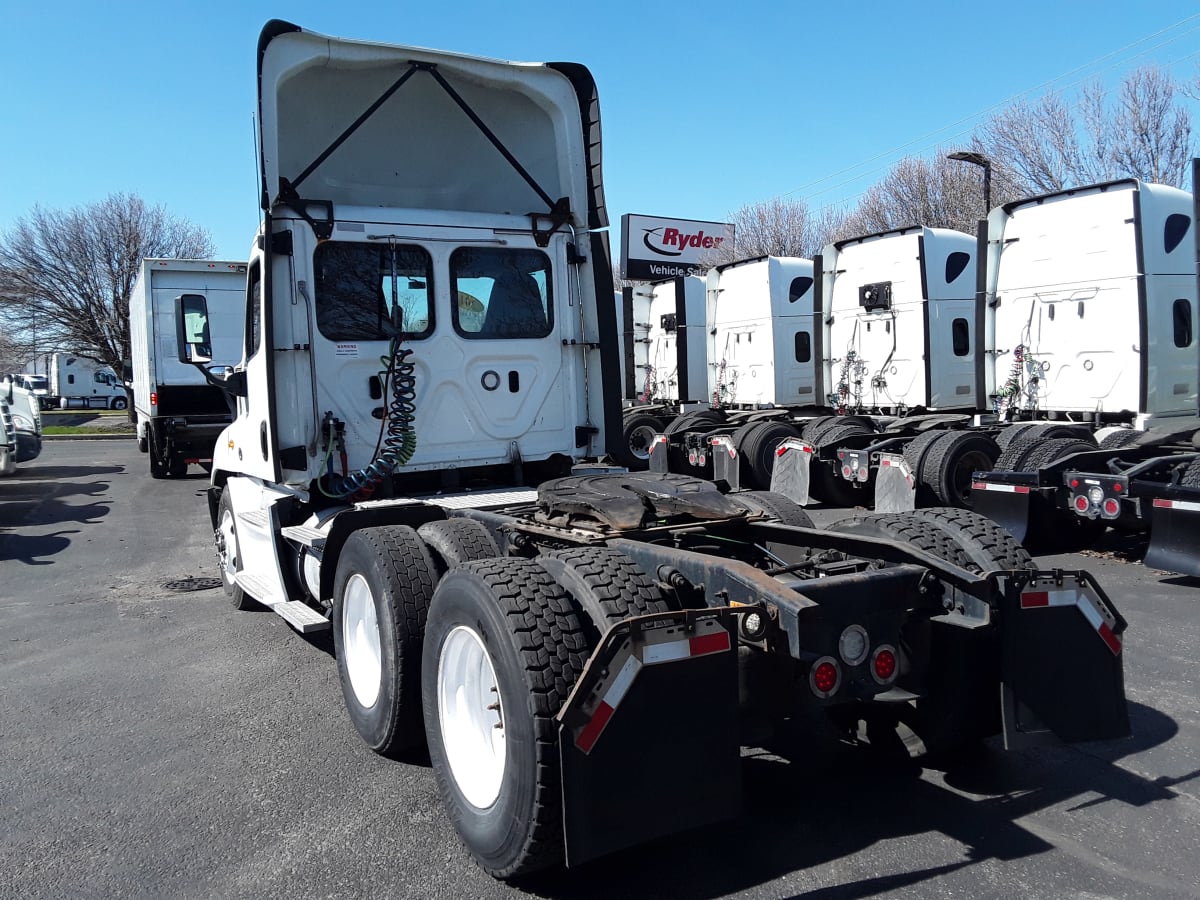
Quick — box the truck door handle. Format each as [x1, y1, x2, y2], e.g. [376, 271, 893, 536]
[508, 371, 520, 392]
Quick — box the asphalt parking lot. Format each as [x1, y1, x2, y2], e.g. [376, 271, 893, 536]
[2, 440, 1199, 899]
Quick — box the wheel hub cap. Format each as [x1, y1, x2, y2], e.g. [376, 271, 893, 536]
[437, 625, 506, 809]
[342, 574, 382, 708]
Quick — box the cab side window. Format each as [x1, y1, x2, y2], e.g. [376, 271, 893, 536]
[246, 262, 262, 358]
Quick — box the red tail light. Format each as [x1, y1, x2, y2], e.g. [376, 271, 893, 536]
[871, 645, 898, 684]
[1103, 498, 1120, 516]
[1073, 494, 1090, 512]
[150, 392, 157, 406]
[1113, 482, 1123, 493]
[842, 465, 852, 478]
[1070, 478, 1079, 488]
[809, 656, 841, 698]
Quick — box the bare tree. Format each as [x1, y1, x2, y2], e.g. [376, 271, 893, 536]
[976, 65, 1193, 193]
[706, 197, 845, 265]
[835, 154, 1026, 240]
[0, 193, 214, 377]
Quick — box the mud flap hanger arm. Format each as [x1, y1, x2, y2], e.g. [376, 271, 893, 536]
[277, 61, 571, 246]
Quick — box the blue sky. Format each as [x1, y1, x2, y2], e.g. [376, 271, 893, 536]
[1, 0, 1197, 263]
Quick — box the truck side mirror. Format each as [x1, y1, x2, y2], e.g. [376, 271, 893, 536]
[176, 293, 213, 364]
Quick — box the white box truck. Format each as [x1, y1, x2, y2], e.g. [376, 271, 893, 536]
[128, 259, 246, 478]
[49, 353, 126, 409]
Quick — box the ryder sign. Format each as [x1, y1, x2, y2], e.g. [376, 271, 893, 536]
[621, 214, 735, 281]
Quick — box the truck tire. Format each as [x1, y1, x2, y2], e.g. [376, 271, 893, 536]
[920, 432, 1000, 508]
[423, 558, 588, 878]
[663, 408, 723, 435]
[1099, 428, 1142, 450]
[333, 525, 437, 756]
[809, 420, 873, 507]
[736, 420, 802, 489]
[902, 428, 953, 487]
[908, 507, 1034, 572]
[111, 397, 128, 410]
[539, 546, 672, 645]
[137, 434, 148, 453]
[418, 519, 501, 578]
[148, 433, 168, 479]
[612, 412, 664, 470]
[991, 434, 1046, 472]
[997, 422, 1092, 451]
[168, 454, 188, 477]
[730, 490, 815, 528]
[803, 414, 873, 446]
[216, 486, 257, 611]
[800, 415, 838, 441]
[828, 512, 976, 571]
[1181, 457, 1200, 487]
[1021, 437, 1097, 471]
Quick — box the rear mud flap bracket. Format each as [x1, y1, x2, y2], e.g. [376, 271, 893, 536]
[558, 612, 740, 867]
[999, 571, 1130, 748]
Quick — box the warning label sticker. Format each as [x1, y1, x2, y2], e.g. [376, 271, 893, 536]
[335, 343, 359, 358]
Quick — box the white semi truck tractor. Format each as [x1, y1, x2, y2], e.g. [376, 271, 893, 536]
[184, 20, 1131, 879]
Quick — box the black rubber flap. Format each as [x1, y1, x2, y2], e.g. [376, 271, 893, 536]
[558, 617, 740, 866]
[972, 483, 1033, 544]
[1144, 497, 1200, 577]
[536, 472, 745, 530]
[1000, 573, 1130, 744]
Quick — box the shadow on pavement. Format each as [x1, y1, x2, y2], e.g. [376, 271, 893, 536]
[0, 530, 80, 565]
[522, 701, 1184, 900]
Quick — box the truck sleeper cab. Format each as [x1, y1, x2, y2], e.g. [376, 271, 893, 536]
[194, 20, 1130, 881]
[972, 171, 1199, 556]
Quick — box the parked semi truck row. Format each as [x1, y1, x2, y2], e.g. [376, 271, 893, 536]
[181, 21, 1131, 879]
[637, 178, 1197, 529]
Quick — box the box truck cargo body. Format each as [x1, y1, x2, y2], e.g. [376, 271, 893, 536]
[129, 258, 246, 477]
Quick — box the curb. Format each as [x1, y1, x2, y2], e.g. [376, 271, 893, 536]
[42, 433, 135, 442]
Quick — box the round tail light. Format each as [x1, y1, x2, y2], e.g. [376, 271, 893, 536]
[1074, 494, 1090, 512]
[809, 656, 841, 698]
[1103, 498, 1120, 517]
[871, 645, 898, 684]
[842, 465, 852, 478]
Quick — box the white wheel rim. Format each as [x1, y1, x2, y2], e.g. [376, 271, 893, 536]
[437, 625, 506, 809]
[342, 574, 382, 708]
[218, 509, 238, 581]
[628, 425, 657, 460]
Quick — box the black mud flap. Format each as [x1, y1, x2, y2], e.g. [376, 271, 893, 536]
[558, 612, 740, 867]
[1144, 496, 1200, 577]
[1000, 571, 1130, 748]
[972, 479, 1033, 543]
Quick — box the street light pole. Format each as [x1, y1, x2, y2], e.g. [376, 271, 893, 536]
[947, 151, 992, 216]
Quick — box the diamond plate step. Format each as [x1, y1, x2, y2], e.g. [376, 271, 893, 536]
[272, 600, 330, 633]
[237, 509, 271, 529]
[281, 524, 326, 549]
[234, 571, 283, 605]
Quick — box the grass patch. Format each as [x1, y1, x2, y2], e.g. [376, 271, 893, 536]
[43, 425, 134, 435]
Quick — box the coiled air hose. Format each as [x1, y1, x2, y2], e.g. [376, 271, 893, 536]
[319, 336, 417, 499]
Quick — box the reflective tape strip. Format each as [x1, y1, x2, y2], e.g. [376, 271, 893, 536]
[1153, 498, 1200, 512]
[574, 624, 731, 753]
[1020, 586, 1122, 656]
[972, 482, 1031, 493]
